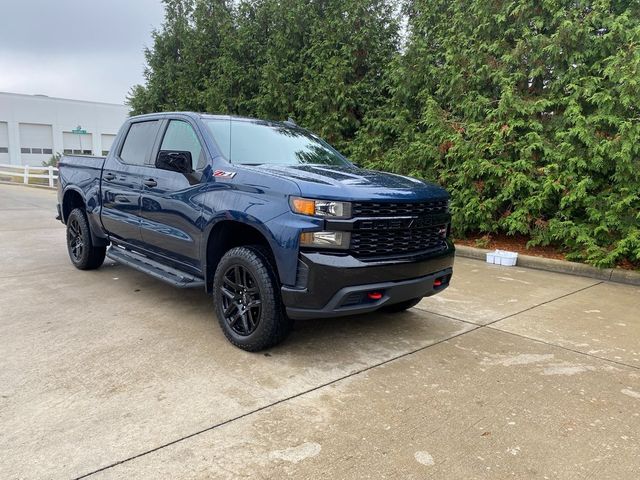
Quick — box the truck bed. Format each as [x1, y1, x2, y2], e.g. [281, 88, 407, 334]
[58, 155, 106, 186]
[57, 155, 107, 226]
[59, 155, 106, 170]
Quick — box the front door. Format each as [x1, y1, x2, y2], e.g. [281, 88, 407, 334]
[139, 119, 208, 273]
[101, 120, 161, 247]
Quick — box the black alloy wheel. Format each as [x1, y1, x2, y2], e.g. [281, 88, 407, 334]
[213, 245, 292, 351]
[220, 264, 262, 336]
[65, 208, 106, 270]
[67, 216, 84, 263]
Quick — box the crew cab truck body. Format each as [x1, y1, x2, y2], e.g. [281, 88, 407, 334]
[57, 112, 454, 351]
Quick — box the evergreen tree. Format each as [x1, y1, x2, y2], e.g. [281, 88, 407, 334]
[127, 0, 196, 113]
[295, 0, 399, 153]
[354, 0, 640, 266]
[127, 0, 640, 267]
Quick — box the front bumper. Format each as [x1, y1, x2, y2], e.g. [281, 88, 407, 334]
[282, 243, 455, 320]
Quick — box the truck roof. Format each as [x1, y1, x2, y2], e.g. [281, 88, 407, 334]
[129, 111, 294, 126]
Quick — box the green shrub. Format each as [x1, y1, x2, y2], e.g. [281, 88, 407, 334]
[353, 0, 640, 267]
[129, 0, 640, 268]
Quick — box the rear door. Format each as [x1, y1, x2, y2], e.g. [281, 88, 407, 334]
[138, 119, 209, 273]
[101, 120, 160, 247]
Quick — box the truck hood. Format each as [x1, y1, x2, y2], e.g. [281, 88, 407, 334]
[244, 164, 448, 201]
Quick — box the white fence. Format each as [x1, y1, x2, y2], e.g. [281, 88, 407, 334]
[0, 163, 58, 188]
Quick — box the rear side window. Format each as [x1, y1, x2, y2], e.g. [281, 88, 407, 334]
[119, 121, 159, 165]
[160, 120, 206, 170]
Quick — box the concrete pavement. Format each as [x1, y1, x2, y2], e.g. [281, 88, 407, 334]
[0, 183, 638, 479]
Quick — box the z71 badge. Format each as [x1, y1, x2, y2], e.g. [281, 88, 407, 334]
[213, 170, 237, 179]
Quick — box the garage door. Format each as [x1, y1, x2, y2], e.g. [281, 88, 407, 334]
[63, 132, 93, 155]
[101, 134, 116, 155]
[0, 122, 8, 162]
[19, 123, 53, 165]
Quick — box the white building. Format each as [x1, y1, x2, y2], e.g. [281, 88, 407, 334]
[0, 92, 129, 166]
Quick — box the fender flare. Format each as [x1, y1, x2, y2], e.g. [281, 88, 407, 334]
[61, 186, 109, 247]
[200, 213, 288, 291]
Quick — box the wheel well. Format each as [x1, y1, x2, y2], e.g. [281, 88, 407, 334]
[62, 190, 85, 223]
[205, 221, 275, 293]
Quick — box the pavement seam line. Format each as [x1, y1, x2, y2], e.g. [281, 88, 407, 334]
[74, 278, 628, 479]
[412, 307, 481, 327]
[487, 326, 640, 371]
[72, 324, 480, 479]
[415, 283, 640, 372]
[413, 281, 640, 371]
[419, 281, 640, 372]
[482, 281, 604, 327]
[413, 280, 603, 328]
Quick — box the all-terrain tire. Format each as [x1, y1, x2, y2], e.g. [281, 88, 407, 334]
[66, 208, 106, 270]
[213, 245, 292, 351]
[381, 297, 422, 313]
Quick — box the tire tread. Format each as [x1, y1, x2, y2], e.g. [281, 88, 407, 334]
[213, 245, 292, 351]
[67, 208, 106, 270]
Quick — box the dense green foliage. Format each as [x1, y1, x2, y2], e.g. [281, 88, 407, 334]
[129, 0, 398, 154]
[129, 0, 640, 267]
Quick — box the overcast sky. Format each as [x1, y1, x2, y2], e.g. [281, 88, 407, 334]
[0, 0, 165, 105]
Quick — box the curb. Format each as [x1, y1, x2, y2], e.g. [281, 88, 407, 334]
[455, 245, 640, 286]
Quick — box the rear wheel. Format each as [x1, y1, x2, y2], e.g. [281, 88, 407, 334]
[381, 297, 422, 313]
[66, 208, 106, 270]
[213, 245, 292, 351]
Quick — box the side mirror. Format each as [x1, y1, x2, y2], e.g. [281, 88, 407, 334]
[156, 150, 193, 174]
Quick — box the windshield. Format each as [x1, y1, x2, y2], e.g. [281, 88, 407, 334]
[205, 119, 349, 166]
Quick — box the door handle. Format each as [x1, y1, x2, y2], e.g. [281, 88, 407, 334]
[103, 172, 116, 181]
[143, 178, 158, 187]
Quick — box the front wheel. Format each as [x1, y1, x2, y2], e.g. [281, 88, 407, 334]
[213, 246, 292, 351]
[66, 208, 106, 270]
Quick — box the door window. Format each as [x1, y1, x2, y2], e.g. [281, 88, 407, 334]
[160, 120, 206, 170]
[119, 121, 159, 166]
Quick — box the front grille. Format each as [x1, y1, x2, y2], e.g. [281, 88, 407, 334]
[351, 199, 449, 217]
[350, 225, 446, 258]
[348, 200, 450, 258]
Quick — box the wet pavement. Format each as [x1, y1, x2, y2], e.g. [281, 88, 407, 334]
[1, 183, 638, 479]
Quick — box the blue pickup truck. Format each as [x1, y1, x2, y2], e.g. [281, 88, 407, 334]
[57, 112, 454, 351]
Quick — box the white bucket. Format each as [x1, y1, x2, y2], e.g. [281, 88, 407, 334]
[486, 249, 518, 266]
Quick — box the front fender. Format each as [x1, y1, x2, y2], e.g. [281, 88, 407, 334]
[200, 209, 322, 287]
[264, 212, 323, 286]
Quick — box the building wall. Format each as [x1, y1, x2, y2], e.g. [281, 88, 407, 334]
[0, 121, 9, 164]
[0, 92, 129, 166]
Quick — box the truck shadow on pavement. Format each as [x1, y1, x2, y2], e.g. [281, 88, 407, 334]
[98, 260, 465, 363]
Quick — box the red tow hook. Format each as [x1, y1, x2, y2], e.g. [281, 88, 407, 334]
[433, 278, 443, 287]
[367, 292, 383, 300]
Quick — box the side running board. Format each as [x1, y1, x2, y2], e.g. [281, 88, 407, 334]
[106, 246, 205, 289]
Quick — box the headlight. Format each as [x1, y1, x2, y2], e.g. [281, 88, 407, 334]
[300, 231, 351, 249]
[290, 197, 351, 218]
